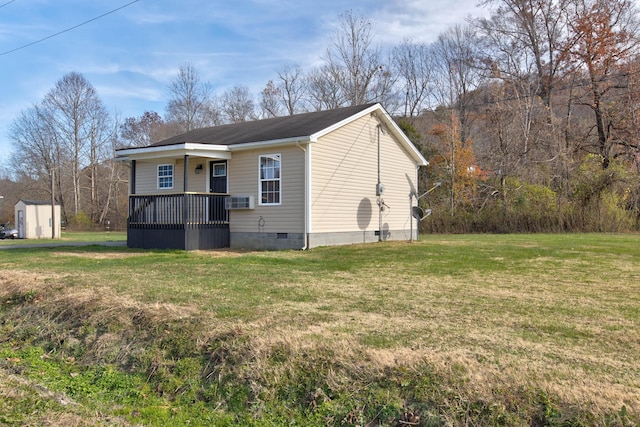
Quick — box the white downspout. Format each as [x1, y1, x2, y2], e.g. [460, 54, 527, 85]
[415, 166, 420, 241]
[296, 142, 308, 250]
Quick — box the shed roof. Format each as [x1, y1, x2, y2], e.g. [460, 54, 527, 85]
[18, 200, 60, 206]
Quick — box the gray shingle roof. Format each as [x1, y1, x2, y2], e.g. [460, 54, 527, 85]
[150, 103, 377, 147]
[19, 200, 60, 206]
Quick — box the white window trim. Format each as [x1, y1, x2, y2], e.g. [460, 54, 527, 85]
[157, 163, 174, 190]
[258, 153, 282, 206]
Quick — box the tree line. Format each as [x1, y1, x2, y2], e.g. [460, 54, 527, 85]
[2, 0, 639, 233]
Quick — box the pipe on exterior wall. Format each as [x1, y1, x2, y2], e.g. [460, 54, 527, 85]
[414, 165, 420, 241]
[377, 123, 383, 242]
[296, 141, 308, 250]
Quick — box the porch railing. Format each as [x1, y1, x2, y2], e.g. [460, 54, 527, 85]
[128, 193, 229, 228]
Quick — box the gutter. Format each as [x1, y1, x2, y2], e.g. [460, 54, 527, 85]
[231, 135, 314, 151]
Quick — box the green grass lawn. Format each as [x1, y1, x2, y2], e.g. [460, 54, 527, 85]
[0, 230, 126, 246]
[0, 233, 638, 426]
[58, 230, 127, 242]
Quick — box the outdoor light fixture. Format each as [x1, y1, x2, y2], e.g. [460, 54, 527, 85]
[195, 164, 203, 174]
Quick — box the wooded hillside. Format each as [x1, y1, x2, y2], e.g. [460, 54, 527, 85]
[2, 1, 639, 233]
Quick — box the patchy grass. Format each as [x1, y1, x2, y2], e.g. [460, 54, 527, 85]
[0, 233, 638, 426]
[57, 230, 127, 242]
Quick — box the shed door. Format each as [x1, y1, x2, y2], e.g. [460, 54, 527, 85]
[17, 210, 24, 238]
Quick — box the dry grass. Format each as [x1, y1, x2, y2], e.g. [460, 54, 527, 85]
[1, 234, 638, 424]
[49, 251, 142, 259]
[245, 269, 639, 415]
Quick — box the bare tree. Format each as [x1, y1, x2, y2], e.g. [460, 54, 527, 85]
[10, 105, 57, 184]
[96, 120, 129, 228]
[307, 66, 346, 110]
[368, 58, 400, 112]
[476, 0, 574, 202]
[0, 173, 31, 224]
[86, 101, 112, 222]
[42, 72, 111, 219]
[260, 80, 282, 118]
[120, 111, 170, 147]
[321, 10, 389, 106]
[261, 64, 311, 118]
[10, 73, 114, 226]
[277, 64, 308, 115]
[166, 64, 221, 132]
[222, 86, 255, 123]
[393, 39, 436, 120]
[432, 24, 484, 146]
[477, 12, 546, 166]
[616, 60, 640, 171]
[9, 104, 64, 225]
[479, 0, 569, 108]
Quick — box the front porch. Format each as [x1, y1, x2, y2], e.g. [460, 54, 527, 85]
[127, 193, 229, 250]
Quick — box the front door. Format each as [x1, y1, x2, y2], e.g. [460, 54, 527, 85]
[210, 161, 228, 222]
[210, 161, 228, 193]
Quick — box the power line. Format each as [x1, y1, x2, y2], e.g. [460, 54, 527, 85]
[0, 0, 140, 56]
[0, 0, 16, 9]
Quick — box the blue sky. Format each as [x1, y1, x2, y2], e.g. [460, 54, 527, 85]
[0, 0, 486, 156]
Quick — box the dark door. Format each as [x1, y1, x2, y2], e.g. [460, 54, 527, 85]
[210, 161, 227, 193]
[210, 161, 228, 222]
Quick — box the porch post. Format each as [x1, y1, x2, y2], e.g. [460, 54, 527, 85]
[183, 155, 189, 249]
[129, 160, 136, 242]
[131, 160, 136, 194]
[183, 155, 189, 193]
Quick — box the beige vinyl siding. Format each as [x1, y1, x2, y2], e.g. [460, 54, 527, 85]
[188, 159, 209, 192]
[311, 113, 417, 236]
[133, 158, 209, 194]
[228, 145, 304, 233]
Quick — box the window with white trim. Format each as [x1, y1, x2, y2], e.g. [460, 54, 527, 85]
[259, 154, 281, 205]
[158, 164, 174, 189]
[213, 163, 226, 177]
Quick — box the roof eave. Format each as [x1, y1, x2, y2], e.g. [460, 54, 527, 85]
[114, 142, 231, 161]
[311, 103, 428, 166]
[228, 135, 314, 151]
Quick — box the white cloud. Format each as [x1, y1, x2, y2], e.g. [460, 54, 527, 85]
[0, 0, 492, 154]
[371, 0, 488, 45]
[95, 84, 163, 102]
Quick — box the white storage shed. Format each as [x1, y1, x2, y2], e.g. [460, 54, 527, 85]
[14, 200, 61, 239]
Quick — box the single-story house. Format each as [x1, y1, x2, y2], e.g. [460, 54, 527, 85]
[114, 103, 428, 250]
[14, 200, 61, 239]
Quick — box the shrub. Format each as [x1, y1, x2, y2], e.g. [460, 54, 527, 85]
[66, 211, 94, 230]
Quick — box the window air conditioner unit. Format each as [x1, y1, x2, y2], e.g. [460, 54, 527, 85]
[225, 195, 255, 210]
